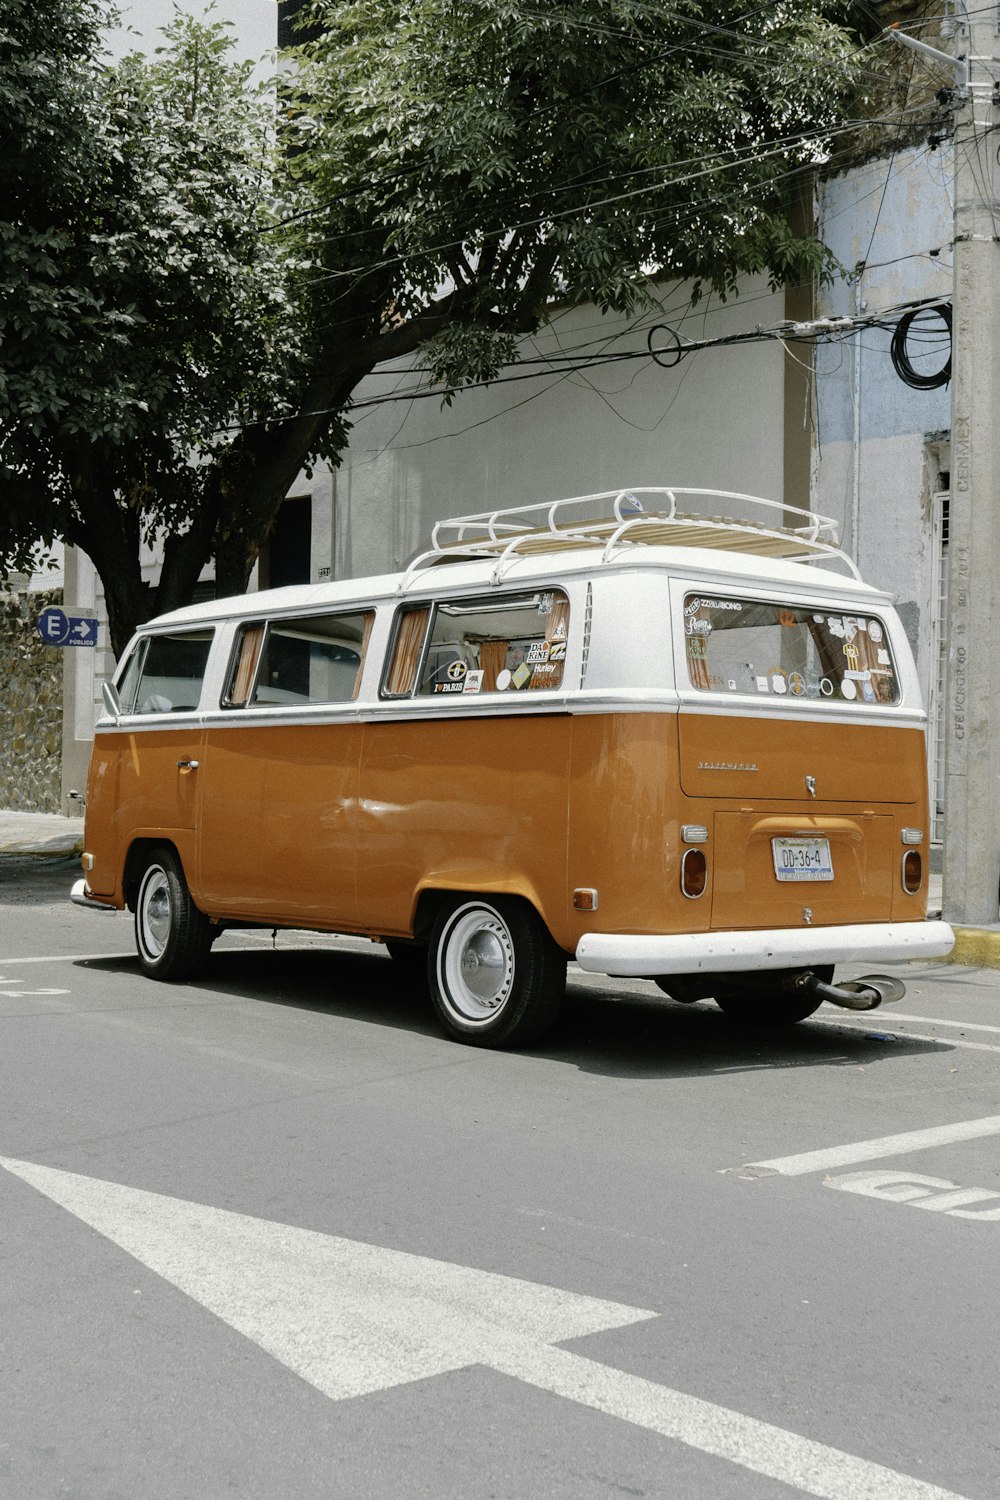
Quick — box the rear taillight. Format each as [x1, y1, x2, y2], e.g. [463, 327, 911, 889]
[681, 847, 708, 899]
[902, 849, 922, 894]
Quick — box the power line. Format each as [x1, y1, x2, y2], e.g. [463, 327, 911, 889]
[216, 295, 951, 431]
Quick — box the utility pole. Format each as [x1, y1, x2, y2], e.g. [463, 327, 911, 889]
[893, 10, 1000, 926]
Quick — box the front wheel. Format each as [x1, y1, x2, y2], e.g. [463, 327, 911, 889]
[135, 847, 213, 981]
[428, 896, 566, 1047]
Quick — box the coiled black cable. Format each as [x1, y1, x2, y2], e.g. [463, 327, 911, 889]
[890, 303, 952, 390]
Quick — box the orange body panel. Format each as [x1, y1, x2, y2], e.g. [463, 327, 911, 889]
[677, 715, 925, 804]
[676, 714, 929, 930]
[85, 727, 202, 898]
[195, 722, 363, 923]
[355, 714, 571, 940]
[82, 708, 930, 943]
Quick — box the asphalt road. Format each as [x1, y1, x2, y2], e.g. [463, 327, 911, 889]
[1, 855, 998, 1500]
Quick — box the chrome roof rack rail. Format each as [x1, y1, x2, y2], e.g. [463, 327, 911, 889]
[404, 487, 860, 585]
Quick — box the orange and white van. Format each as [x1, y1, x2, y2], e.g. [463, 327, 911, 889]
[72, 487, 954, 1046]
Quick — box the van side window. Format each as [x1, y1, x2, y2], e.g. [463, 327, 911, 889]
[416, 590, 569, 697]
[223, 611, 374, 708]
[119, 630, 214, 714]
[682, 594, 899, 706]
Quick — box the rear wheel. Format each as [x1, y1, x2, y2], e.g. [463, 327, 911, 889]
[135, 847, 213, 981]
[428, 895, 565, 1047]
[712, 966, 834, 1025]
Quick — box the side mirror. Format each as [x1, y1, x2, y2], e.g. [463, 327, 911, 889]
[101, 680, 123, 724]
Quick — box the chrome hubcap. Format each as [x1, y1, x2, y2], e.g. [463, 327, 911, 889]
[439, 905, 514, 1025]
[139, 867, 171, 958]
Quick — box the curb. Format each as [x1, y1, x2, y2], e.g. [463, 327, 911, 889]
[943, 926, 1000, 971]
[0, 843, 84, 859]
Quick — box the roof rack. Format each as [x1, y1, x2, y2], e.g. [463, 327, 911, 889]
[398, 487, 860, 590]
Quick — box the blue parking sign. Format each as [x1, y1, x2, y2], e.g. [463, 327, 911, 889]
[37, 607, 70, 645]
[37, 607, 98, 647]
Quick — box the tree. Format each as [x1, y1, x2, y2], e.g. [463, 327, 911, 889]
[1, 1, 303, 652]
[1, 0, 868, 657]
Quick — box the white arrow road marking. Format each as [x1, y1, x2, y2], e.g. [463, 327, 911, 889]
[0, 1157, 969, 1500]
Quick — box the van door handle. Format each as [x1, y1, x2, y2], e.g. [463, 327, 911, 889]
[177, 759, 200, 770]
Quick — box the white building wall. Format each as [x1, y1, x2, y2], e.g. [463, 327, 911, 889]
[105, 0, 277, 65]
[334, 279, 789, 580]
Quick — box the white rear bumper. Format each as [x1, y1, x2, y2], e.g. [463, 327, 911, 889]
[574, 920, 955, 977]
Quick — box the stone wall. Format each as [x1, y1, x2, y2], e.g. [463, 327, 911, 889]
[0, 589, 64, 812]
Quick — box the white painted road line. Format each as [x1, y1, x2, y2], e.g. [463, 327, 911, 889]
[742, 1115, 1000, 1178]
[836, 1011, 1000, 1038]
[0, 1156, 971, 1500]
[0, 954, 133, 966]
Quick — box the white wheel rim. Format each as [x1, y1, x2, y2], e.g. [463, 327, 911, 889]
[438, 905, 515, 1026]
[138, 865, 171, 960]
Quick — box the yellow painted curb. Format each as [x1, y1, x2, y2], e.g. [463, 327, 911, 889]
[944, 926, 1000, 970]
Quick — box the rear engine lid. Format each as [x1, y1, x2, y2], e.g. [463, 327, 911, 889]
[678, 714, 924, 804]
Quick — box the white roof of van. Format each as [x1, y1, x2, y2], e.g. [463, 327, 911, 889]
[142, 541, 886, 636]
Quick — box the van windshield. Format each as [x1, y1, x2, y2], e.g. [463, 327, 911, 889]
[682, 593, 899, 706]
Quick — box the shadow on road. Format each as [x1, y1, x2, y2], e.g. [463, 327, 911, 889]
[0, 855, 81, 907]
[72, 941, 952, 1080]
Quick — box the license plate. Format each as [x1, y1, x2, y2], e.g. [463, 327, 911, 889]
[772, 837, 834, 881]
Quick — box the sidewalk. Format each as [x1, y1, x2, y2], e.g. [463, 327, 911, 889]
[0, 810, 84, 857]
[1, 809, 998, 969]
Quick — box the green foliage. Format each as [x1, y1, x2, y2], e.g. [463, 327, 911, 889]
[285, 0, 863, 392]
[0, 4, 303, 576]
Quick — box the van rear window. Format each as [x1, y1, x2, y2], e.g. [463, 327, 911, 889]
[682, 594, 899, 705]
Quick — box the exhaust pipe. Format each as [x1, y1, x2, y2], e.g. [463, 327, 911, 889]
[793, 970, 906, 1012]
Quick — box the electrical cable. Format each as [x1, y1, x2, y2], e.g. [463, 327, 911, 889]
[889, 302, 952, 388]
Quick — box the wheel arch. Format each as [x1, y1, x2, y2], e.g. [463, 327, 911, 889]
[123, 837, 180, 911]
[412, 880, 565, 951]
